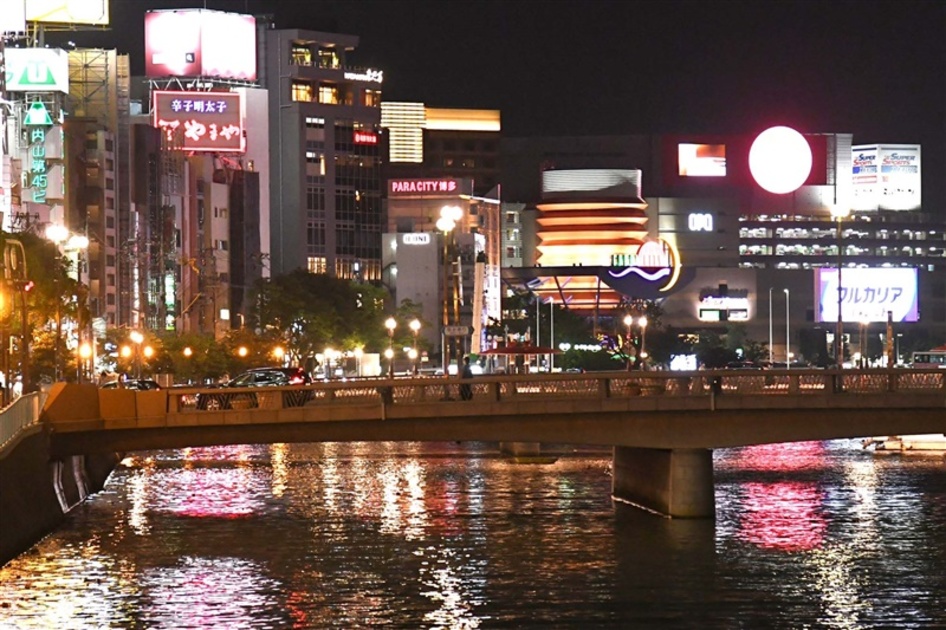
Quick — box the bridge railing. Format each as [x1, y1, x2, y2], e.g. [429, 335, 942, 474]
[0, 393, 44, 452]
[165, 368, 945, 414]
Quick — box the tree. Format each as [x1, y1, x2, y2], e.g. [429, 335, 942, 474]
[250, 271, 389, 366]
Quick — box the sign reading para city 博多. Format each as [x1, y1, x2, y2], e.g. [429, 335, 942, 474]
[152, 90, 244, 152]
[388, 178, 465, 197]
[607, 239, 682, 292]
[4, 48, 70, 93]
[24, 102, 54, 204]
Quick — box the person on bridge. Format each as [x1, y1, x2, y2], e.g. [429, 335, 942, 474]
[460, 356, 474, 400]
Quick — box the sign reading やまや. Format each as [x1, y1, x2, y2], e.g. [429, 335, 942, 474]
[152, 90, 244, 152]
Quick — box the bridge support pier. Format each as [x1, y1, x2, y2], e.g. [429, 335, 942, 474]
[612, 447, 714, 519]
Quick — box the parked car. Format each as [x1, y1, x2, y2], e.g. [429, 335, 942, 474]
[101, 379, 162, 390]
[196, 367, 312, 410]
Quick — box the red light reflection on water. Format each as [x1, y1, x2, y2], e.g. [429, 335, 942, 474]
[160, 445, 262, 519]
[732, 442, 828, 552]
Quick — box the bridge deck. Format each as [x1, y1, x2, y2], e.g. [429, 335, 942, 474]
[43, 369, 946, 456]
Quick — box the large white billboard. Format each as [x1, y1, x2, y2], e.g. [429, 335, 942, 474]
[4, 48, 70, 93]
[852, 144, 921, 211]
[25, 0, 109, 26]
[145, 9, 257, 81]
[814, 267, 919, 323]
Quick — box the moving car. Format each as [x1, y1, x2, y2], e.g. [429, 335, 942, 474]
[101, 379, 162, 390]
[196, 367, 312, 410]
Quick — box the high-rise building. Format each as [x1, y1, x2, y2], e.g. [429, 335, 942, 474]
[262, 29, 384, 280]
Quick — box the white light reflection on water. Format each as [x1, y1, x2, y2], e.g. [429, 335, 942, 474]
[0, 549, 127, 628]
[139, 556, 282, 629]
[419, 547, 482, 629]
[127, 456, 155, 536]
[270, 443, 289, 497]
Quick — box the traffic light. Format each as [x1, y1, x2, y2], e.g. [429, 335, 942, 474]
[9, 279, 34, 292]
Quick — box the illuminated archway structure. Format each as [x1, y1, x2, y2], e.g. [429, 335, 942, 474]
[509, 169, 694, 312]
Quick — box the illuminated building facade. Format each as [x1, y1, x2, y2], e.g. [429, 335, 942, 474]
[383, 177, 502, 361]
[263, 28, 383, 279]
[381, 103, 501, 196]
[501, 132, 945, 361]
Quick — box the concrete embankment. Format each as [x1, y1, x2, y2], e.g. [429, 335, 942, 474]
[0, 426, 118, 565]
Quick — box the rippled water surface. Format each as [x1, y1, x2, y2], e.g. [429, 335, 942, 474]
[1, 440, 945, 628]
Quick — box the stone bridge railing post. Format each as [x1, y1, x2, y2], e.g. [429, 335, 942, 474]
[598, 377, 611, 399]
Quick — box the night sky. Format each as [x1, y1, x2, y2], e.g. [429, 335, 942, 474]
[55, 0, 945, 208]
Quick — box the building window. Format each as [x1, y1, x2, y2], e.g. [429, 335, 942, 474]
[290, 43, 311, 66]
[106, 294, 115, 306]
[292, 81, 313, 102]
[216, 240, 228, 251]
[307, 256, 327, 273]
[364, 89, 382, 107]
[317, 48, 339, 68]
[318, 84, 339, 105]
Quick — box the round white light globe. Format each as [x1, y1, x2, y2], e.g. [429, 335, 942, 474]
[749, 126, 812, 194]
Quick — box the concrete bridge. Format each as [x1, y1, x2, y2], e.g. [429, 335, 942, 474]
[37, 368, 946, 519]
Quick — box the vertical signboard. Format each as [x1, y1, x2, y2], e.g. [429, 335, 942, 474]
[24, 102, 53, 204]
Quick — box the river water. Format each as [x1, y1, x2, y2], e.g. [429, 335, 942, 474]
[1, 440, 945, 629]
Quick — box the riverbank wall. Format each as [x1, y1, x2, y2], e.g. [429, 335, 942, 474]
[0, 426, 118, 565]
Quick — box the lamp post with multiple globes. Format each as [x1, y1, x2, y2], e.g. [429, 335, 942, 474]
[830, 206, 850, 369]
[436, 205, 462, 375]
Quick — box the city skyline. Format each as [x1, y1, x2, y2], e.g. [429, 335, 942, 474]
[54, 0, 945, 209]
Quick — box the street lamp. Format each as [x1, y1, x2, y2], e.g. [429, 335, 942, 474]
[622, 314, 633, 370]
[385, 317, 397, 377]
[409, 318, 421, 374]
[78, 342, 92, 383]
[273, 346, 285, 365]
[384, 347, 394, 377]
[129, 330, 144, 379]
[830, 206, 850, 368]
[768, 287, 774, 365]
[783, 288, 790, 369]
[437, 205, 462, 375]
[859, 317, 869, 368]
[638, 316, 648, 369]
[354, 347, 363, 377]
[45, 225, 89, 381]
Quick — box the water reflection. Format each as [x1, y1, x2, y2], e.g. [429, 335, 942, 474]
[1, 441, 945, 628]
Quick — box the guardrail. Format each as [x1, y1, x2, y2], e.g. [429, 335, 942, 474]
[164, 368, 946, 414]
[0, 393, 44, 452]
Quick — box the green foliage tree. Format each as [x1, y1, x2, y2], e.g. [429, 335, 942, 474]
[251, 271, 389, 366]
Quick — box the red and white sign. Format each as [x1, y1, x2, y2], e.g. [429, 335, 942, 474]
[152, 91, 244, 153]
[353, 130, 378, 145]
[389, 178, 461, 196]
[145, 9, 257, 81]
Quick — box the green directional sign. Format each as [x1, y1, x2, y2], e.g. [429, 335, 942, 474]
[24, 102, 53, 126]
